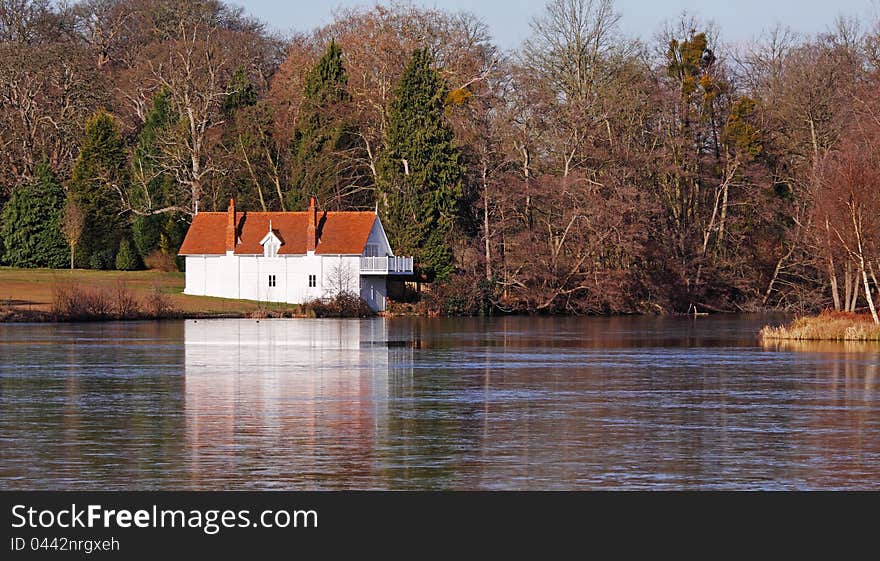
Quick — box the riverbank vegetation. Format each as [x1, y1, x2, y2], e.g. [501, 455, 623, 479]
[760, 311, 880, 341]
[2, 0, 880, 316]
[0, 268, 375, 321]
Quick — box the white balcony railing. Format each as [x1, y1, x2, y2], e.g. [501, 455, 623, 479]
[360, 256, 414, 275]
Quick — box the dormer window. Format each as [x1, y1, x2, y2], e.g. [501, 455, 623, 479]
[259, 223, 283, 258]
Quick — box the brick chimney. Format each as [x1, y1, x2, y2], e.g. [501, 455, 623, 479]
[225, 198, 236, 252]
[306, 196, 317, 253]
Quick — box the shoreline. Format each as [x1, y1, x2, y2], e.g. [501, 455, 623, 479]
[0, 267, 826, 324]
[1, 306, 779, 323]
[760, 311, 880, 342]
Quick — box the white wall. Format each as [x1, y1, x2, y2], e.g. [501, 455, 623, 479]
[183, 318, 393, 480]
[185, 253, 384, 309]
[360, 276, 388, 311]
[364, 216, 393, 256]
[185, 255, 239, 299]
[320, 255, 360, 299]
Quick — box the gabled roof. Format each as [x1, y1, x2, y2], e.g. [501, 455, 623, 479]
[259, 228, 282, 246]
[178, 210, 378, 256]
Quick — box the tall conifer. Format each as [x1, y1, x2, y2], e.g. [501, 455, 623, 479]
[0, 161, 68, 268]
[377, 48, 463, 282]
[288, 40, 357, 210]
[67, 110, 128, 268]
[131, 89, 185, 261]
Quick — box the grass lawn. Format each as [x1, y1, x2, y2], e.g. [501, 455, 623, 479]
[0, 267, 278, 315]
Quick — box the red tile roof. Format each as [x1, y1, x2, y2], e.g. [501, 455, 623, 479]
[178, 210, 378, 256]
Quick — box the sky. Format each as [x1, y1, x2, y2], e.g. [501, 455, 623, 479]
[232, 0, 877, 48]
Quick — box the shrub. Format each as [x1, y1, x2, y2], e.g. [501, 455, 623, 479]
[51, 283, 177, 321]
[89, 249, 115, 270]
[310, 292, 373, 317]
[111, 282, 139, 318]
[53, 284, 112, 319]
[143, 285, 173, 317]
[115, 238, 140, 270]
[143, 249, 179, 272]
[422, 272, 494, 316]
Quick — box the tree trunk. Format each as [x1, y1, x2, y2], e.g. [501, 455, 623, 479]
[240, 137, 267, 211]
[482, 163, 492, 281]
[828, 254, 841, 311]
[844, 262, 853, 312]
[717, 182, 729, 247]
[520, 144, 532, 228]
[849, 268, 860, 312]
[870, 262, 879, 295]
[825, 218, 840, 310]
[862, 266, 879, 324]
[762, 249, 791, 307]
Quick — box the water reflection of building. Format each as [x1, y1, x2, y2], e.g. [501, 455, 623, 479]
[183, 318, 411, 489]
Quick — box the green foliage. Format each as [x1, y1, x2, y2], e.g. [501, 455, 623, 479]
[666, 31, 724, 117]
[0, 161, 69, 268]
[224, 101, 286, 211]
[89, 249, 115, 270]
[224, 68, 258, 116]
[135, 213, 186, 270]
[132, 214, 163, 257]
[131, 90, 188, 259]
[287, 40, 358, 210]
[723, 96, 763, 160]
[115, 237, 140, 270]
[160, 215, 187, 271]
[376, 48, 464, 282]
[667, 32, 710, 90]
[68, 109, 129, 268]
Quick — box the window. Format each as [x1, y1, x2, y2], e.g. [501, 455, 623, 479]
[365, 244, 380, 257]
[265, 241, 278, 258]
[308, 274, 316, 288]
[268, 275, 276, 287]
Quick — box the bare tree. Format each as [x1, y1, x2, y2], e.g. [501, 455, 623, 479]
[814, 129, 880, 323]
[324, 259, 358, 299]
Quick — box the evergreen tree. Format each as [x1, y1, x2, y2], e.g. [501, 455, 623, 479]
[0, 161, 69, 268]
[287, 40, 359, 210]
[221, 70, 277, 212]
[68, 109, 129, 268]
[376, 48, 464, 282]
[224, 67, 258, 116]
[115, 237, 139, 270]
[130, 89, 186, 263]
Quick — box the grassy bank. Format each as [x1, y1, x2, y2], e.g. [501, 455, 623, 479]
[0, 267, 368, 322]
[760, 311, 880, 341]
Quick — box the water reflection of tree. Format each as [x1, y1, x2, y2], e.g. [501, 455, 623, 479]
[762, 338, 879, 488]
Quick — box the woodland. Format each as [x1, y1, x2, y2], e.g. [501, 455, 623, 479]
[2, 0, 879, 318]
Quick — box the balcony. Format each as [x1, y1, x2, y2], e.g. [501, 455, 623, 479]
[360, 256, 414, 275]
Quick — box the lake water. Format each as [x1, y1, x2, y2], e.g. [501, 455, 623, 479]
[1, 316, 878, 490]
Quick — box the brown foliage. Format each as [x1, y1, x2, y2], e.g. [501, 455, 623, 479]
[143, 250, 178, 272]
[51, 283, 177, 320]
[308, 293, 373, 318]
